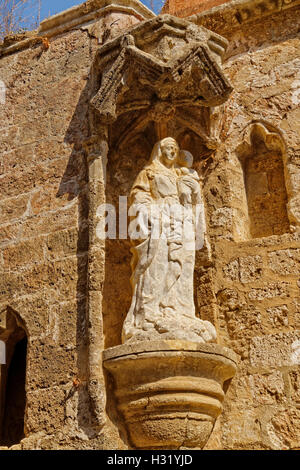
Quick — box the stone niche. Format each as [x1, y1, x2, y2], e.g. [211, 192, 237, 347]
[92, 15, 233, 349]
[86, 14, 238, 449]
[103, 341, 237, 449]
[236, 121, 297, 239]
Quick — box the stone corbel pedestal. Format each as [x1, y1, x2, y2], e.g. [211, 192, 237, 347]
[103, 340, 237, 449]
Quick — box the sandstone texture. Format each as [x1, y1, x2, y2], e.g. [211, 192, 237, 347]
[0, 0, 299, 451]
[103, 340, 237, 449]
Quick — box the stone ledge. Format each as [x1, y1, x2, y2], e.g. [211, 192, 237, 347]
[39, 0, 154, 32]
[0, 0, 155, 58]
[103, 339, 238, 449]
[188, 0, 300, 34]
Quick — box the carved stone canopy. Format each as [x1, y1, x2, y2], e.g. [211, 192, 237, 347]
[90, 14, 232, 149]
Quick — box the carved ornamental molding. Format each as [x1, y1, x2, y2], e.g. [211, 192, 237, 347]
[188, 0, 300, 34]
[90, 15, 232, 148]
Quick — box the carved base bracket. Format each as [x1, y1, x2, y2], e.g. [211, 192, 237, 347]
[103, 340, 237, 449]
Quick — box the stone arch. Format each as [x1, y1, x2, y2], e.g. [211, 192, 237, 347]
[0, 307, 28, 447]
[236, 121, 292, 239]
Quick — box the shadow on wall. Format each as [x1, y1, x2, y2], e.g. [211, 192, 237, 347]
[56, 58, 132, 444]
[56, 72, 93, 436]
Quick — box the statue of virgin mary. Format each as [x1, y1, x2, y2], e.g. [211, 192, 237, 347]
[122, 137, 216, 344]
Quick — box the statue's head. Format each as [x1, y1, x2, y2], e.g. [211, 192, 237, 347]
[150, 137, 179, 168]
[178, 150, 193, 169]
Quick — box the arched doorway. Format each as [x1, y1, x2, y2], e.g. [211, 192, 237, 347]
[0, 308, 27, 447]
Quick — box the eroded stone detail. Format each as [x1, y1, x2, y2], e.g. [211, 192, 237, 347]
[95, 15, 238, 451]
[103, 340, 237, 450]
[90, 15, 232, 152]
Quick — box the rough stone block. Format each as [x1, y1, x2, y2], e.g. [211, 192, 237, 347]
[289, 370, 300, 404]
[223, 259, 239, 281]
[49, 298, 86, 347]
[248, 282, 290, 300]
[268, 249, 300, 275]
[21, 205, 80, 241]
[46, 227, 88, 261]
[26, 387, 66, 434]
[222, 408, 262, 449]
[8, 293, 50, 337]
[223, 255, 263, 283]
[239, 255, 263, 283]
[2, 238, 46, 269]
[0, 194, 29, 224]
[210, 207, 233, 228]
[267, 304, 289, 327]
[269, 408, 300, 449]
[27, 339, 77, 390]
[249, 371, 285, 405]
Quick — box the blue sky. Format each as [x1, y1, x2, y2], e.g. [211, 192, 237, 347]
[39, 0, 163, 20]
[40, 0, 83, 19]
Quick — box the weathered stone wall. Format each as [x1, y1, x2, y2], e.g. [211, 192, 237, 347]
[200, 5, 300, 449]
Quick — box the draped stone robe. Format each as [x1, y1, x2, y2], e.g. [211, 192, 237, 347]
[122, 158, 200, 343]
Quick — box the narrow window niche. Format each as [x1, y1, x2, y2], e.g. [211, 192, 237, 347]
[0, 308, 27, 448]
[237, 122, 291, 239]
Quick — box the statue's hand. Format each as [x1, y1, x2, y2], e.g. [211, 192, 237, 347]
[178, 177, 201, 206]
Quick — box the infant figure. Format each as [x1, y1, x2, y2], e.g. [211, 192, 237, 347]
[177, 150, 201, 205]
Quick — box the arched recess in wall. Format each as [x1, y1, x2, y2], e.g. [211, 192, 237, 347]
[102, 113, 215, 349]
[0, 307, 28, 447]
[236, 121, 291, 239]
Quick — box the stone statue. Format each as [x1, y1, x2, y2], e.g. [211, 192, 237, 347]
[122, 137, 216, 344]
